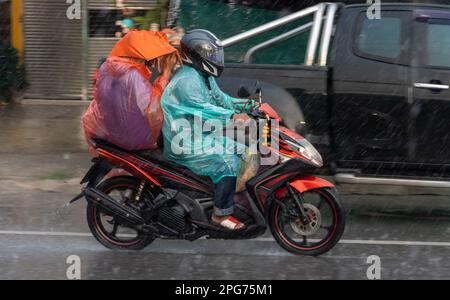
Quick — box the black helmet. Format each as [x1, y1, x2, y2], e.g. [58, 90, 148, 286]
[180, 29, 224, 77]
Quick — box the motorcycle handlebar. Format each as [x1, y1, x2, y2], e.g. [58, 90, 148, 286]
[249, 107, 267, 119]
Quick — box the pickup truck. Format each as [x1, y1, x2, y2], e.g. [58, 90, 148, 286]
[216, 2, 450, 188]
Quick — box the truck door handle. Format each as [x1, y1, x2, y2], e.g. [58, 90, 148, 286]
[414, 83, 449, 90]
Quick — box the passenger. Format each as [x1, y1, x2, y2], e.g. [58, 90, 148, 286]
[83, 30, 180, 154]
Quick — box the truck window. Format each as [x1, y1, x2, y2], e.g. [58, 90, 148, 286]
[423, 20, 450, 68]
[250, 31, 310, 65]
[178, 0, 299, 63]
[354, 12, 409, 64]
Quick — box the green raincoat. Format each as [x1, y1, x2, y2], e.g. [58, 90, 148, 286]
[161, 66, 249, 183]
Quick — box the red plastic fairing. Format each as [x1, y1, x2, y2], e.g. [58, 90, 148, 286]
[289, 176, 334, 193]
[97, 149, 161, 187]
[260, 103, 282, 121]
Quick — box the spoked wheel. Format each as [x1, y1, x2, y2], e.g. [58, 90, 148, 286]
[270, 188, 345, 256]
[87, 176, 156, 250]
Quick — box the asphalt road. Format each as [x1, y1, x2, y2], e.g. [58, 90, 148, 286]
[0, 104, 449, 280]
[1, 179, 449, 280]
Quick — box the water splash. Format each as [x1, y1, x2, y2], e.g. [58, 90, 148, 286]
[51, 201, 75, 221]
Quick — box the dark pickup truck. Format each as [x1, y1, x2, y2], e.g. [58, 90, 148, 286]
[217, 2, 450, 188]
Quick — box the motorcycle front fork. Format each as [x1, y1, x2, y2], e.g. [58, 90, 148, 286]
[287, 183, 311, 225]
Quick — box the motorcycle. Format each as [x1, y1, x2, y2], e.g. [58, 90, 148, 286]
[71, 86, 345, 256]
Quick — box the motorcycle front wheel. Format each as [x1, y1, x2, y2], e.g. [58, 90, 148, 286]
[269, 188, 345, 256]
[86, 176, 156, 250]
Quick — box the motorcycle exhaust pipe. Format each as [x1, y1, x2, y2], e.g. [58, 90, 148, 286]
[84, 188, 145, 226]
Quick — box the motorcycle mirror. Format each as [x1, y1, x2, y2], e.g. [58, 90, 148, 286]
[255, 80, 262, 104]
[255, 80, 261, 93]
[238, 86, 251, 98]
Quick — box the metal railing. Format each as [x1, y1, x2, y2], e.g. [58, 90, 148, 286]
[222, 3, 339, 67]
[319, 3, 338, 66]
[243, 21, 315, 64]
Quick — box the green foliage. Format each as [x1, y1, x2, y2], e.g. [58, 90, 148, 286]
[0, 43, 26, 102]
[132, 0, 169, 29]
[132, 9, 161, 30]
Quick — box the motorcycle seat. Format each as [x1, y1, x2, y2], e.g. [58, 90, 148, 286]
[134, 149, 213, 185]
[92, 138, 212, 184]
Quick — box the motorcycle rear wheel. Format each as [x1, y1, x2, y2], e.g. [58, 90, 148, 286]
[269, 188, 345, 256]
[86, 176, 156, 250]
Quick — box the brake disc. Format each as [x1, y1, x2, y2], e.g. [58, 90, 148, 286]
[290, 203, 322, 236]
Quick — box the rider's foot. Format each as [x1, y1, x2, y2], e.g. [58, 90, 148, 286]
[211, 214, 245, 230]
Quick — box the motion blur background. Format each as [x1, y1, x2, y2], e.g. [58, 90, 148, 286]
[1, 0, 450, 280]
[1, 0, 447, 102]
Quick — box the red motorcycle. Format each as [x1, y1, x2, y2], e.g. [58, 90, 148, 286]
[71, 87, 345, 256]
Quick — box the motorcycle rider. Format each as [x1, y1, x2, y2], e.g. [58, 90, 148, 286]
[161, 30, 252, 230]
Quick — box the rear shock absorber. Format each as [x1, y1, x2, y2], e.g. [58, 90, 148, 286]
[262, 116, 271, 147]
[135, 180, 146, 203]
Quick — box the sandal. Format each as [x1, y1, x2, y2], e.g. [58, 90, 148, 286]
[212, 215, 246, 231]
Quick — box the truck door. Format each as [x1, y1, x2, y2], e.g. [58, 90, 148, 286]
[332, 8, 412, 171]
[409, 9, 450, 171]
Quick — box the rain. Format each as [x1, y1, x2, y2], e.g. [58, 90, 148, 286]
[0, 0, 449, 281]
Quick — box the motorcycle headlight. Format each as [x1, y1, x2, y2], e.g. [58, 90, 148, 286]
[286, 138, 323, 167]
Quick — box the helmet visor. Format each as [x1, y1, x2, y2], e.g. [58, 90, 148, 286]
[196, 42, 224, 67]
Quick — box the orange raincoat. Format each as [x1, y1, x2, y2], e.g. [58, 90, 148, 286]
[83, 30, 178, 152]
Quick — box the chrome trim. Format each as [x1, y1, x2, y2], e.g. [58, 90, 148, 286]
[222, 3, 338, 67]
[335, 173, 450, 188]
[222, 4, 322, 47]
[414, 83, 449, 90]
[284, 138, 302, 150]
[305, 3, 326, 66]
[319, 4, 338, 66]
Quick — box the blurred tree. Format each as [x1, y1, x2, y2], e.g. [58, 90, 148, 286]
[0, 43, 26, 102]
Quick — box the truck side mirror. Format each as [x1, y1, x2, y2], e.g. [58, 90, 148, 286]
[238, 86, 251, 98]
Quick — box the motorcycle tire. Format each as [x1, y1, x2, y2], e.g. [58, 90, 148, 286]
[86, 176, 155, 250]
[269, 187, 345, 256]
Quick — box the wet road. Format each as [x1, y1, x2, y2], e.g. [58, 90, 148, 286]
[0, 104, 450, 279]
[1, 184, 450, 280]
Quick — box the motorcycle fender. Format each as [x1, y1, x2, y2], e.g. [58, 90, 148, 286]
[80, 158, 112, 186]
[70, 158, 113, 204]
[289, 176, 334, 193]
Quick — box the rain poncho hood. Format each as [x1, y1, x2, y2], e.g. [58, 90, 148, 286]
[110, 30, 178, 61]
[161, 66, 250, 183]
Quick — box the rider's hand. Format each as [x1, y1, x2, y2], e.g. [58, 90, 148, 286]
[232, 113, 251, 123]
[159, 53, 179, 79]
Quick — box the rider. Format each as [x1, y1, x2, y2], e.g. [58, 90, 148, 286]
[161, 29, 252, 230]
